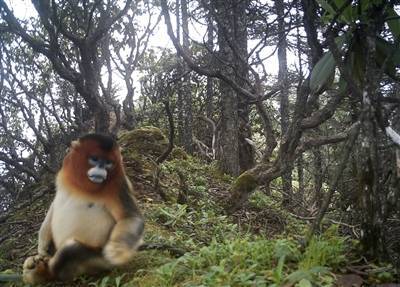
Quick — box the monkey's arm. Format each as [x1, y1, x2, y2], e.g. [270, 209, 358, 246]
[103, 180, 144, 265]
[38, 202, 54, 256]
[104, 216, 144, 265]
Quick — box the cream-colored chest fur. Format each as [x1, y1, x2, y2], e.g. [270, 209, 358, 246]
[51, 186, 115, 249]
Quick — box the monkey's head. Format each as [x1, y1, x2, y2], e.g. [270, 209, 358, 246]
[61, 134, 123, 191]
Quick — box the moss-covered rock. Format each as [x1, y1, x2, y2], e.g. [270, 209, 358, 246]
[169, 147, 188, 160]
[118, 127, 169, 192]
[119, 126, 168, 160]
[224, 171, 259, 214]
[232, 171, 258, 194]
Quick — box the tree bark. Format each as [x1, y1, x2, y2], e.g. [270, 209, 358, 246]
[312, 147, 323, 208]
[206, 5, 214, 121]
[300, 0, 323, 66]
[235, 0, 254, 172]
[297, 155, 305, 196]
[301, 0, 324, 209]
[276, 0, 292, 205]
[214, 0, 240, 176]
[175, 0, 184, 147]
[358, 23, 387, 259]
[181, 0, 193, 153]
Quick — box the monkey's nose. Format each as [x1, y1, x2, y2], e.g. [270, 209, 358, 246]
[88, 175, 106, 184]
[87, 168, 107, 184]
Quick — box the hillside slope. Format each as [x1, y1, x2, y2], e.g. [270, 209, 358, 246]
[0, 127, 396, 286]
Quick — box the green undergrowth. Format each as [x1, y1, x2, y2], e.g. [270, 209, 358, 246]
[0, 156, 361, 286]
[126, 226, 349, 287]
[1, 128, 396, 286]
[116, 158, 352, 286]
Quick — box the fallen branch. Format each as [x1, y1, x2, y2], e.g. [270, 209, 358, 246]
[198, 116, 217, 159]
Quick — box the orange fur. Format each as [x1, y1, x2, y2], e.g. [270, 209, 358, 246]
[59, 136, 135, 220]
[60, 138, 124, 201]
[23, 134, 144, 284]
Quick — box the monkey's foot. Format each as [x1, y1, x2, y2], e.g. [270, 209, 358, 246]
[23, 255, 52, 285]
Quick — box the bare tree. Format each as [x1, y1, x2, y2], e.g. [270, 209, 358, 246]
[276, 0, 292, 206]
[160, 0, 352, 212]
[0, 0, 133, 132]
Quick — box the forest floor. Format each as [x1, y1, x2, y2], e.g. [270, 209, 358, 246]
[0, 127, 398, 286]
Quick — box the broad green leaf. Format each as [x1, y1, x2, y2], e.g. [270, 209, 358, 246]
[309, 51, 336, 93]
[296, 279, 313, 287]
[361, 0, 386, 12]
[333, 0, 353, 23]
[274, 240, 293, 258]
[309, 33, 349, 93]
[286, 270, 313, 283]
[376, 37, 400, 80]
[286, 266, 330, 284]
[318, 0, 353, 23]
[386, 8, 400, 40]
[316, 0, 336, 17]
[377, 37, 400, 66]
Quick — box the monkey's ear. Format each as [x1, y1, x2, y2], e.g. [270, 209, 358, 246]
[70, 140, 80, 149]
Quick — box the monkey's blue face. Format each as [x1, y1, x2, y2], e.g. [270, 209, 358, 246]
[87, 156, 114, 184]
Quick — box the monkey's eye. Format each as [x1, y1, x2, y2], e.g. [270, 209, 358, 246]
[88, 156, 99, 166]
[104, 160, 114, 170]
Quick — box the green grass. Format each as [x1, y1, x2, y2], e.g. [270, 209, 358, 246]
[1, 156, 395, 286]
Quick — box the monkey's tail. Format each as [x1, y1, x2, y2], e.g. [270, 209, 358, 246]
[138, 243, 186, 257]
[0, 273, 22, 282]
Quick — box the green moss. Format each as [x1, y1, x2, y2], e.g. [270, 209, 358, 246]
[232, 172, 258, 194]
[118, 126, 169, 181]
[226, 172, 259, 208]
[119, 126, 168, 160]
[169, 147, 188, 160]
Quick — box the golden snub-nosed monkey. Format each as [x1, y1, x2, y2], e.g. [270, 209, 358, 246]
[23, 133, 144, 284]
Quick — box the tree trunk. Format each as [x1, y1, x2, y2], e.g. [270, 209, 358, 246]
[301, 0, 324, 209]
[300, 0, 323, 66]
[276, 0, 292, 205]
[181, 0, 193, 153]
[214, 0, 240, 176]
[297, 155, 304, 196]
[312, 147, 323, 208]
[175, 0, 184, 147]
[235, 0, 254, 172]
[219, 82, 240, 176]
[206, 4, 214, 121]
[205, 5, 215, 150]
[358, 29, 387, 259]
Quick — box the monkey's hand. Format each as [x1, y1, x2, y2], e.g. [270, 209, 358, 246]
[103, 217, 144, 266]
[104, 240, 135, 265]
[38, 241, 54, 257]
[22, 254, 52, 285]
